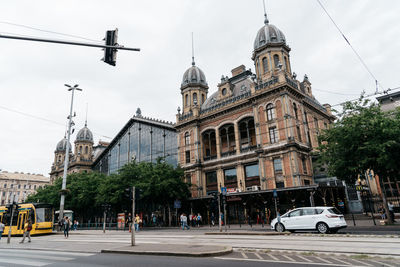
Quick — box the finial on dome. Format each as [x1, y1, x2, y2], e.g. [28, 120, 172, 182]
[263, 0, 269, 24]
[136, 108, 142, 117]
[85, 103, 88, 127]
[191, 32, 195, 66]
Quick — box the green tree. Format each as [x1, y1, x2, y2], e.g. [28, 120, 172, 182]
[96, 159, 190, 216]
[318, 96, 400, 223]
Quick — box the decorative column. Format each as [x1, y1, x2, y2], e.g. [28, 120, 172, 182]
[215, 129, 221, 159]
[234, 122, 240, 155]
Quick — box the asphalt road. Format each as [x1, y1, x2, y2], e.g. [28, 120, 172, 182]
[0, 249, 397, 267]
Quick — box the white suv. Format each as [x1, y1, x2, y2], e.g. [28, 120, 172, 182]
[271, 207, 347, 234]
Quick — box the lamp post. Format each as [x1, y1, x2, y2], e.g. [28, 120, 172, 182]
[59, 84, 82, 225]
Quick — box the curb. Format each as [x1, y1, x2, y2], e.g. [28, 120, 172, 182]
[101, 246, 233, 257]
[204, 232, 290, 236]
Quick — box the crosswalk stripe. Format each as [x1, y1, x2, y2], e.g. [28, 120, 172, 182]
[267, 254, 279, 261]
[297, 255, 313, 262]
[330, 257, 352, 265]
[240, 252, 248, 259]
[349, 258, 373, 266]
[0, 253, 73, 261]
[317, 257, 333, 264]
[0, 258, 48, 266]
[254, 252, 263, 259]
[281, 255, 295, 262]
[0, 249, 94, 257]
[368, 260, 397, 267]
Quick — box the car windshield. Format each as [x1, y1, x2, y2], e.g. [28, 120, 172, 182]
[328, 207, 342, 215]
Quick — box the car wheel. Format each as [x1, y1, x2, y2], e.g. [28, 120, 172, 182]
[275, 223, 285, 232]
[316, 222, 329, 234]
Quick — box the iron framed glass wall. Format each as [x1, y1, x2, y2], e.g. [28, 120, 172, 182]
[93, 119, 177, 174]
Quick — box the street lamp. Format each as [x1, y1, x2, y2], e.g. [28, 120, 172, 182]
[59, 84, 82, 225]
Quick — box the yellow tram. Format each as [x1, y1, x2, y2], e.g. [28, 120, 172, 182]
[0, 203, 53, 236]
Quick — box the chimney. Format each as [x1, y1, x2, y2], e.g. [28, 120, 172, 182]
[231, 65, 246, 77]
[323, 104, 332, 115]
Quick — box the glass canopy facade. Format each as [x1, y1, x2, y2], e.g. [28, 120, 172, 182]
[93, 117, 177, 174]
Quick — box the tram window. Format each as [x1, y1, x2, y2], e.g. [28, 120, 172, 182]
[11, 213, 18, 226]
[30, 211, 35, 224]
[36, 208, 45, 223]
[45, 208, 52, 222]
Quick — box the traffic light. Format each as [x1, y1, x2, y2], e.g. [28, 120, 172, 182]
[124, 188, 133, 200]
[103, 29, 118, 66]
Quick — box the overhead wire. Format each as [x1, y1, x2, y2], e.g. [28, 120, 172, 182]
[0, 21, 103, 43]
[316, 0, 384, 92]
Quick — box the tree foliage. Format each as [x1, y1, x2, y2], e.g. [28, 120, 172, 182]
[26, 160, 189, 220]
[318, 96, 400, 184]
[318, 96, 400, 222]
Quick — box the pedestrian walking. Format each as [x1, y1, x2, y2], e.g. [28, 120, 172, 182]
[20, 220, 32, 243]
[181, 213, 190, 230]
[0, 221, 5, 240]
[63, 216, 71, 238]
[134, 214, 140, 232]
[197, 213, 202, 227]
[211, 213, 215, 226]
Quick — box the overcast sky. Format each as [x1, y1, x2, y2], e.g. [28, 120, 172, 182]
[0, 0, 399, 176]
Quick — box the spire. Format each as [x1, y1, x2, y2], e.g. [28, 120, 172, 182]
[263, 0, 269, 24]
[191, 32, 195, 66]
[85, 103, 88, 127]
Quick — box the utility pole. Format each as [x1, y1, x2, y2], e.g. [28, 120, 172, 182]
[59, 84, 82, 225]
[218, 193, 222, 232]
[131, 186, 135, 246]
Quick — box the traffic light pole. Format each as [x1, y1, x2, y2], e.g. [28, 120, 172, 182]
[218, 194, 222, 232]
[131, 186, 135, 246]
[7, 203, 15, 244]
[224, 202, 227, 232]
[0, 33, 140, 51]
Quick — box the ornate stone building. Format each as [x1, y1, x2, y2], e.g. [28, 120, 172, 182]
[0, 171, 50, 205]
[175, 13, 335, 201]
[49, 123, 105, 183]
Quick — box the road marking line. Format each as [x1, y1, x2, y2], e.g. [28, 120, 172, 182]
[282, 255, 295, 262]
[267, 254, 279, 261]
[330, 257, 352, 265]
[369, 260, 397, 267]
[0, 258, 48, 266]
[254, 252, 263, 260]
[214, 257, 366, 266]
[296, 255, 313, 262]
[240, 252, 248, 259]
[349, 259, 373, 266]
[317, 257, 333, 264]
[0, 249, 95, 257]
[0, 253, 73, 261]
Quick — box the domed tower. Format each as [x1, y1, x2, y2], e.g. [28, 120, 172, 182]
[252, 10, 292, 82]
[53, 136, 71, 167]
[74, 122, 94, 162]
[180, 38, 208, 114]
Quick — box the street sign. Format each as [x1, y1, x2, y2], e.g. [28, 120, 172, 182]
[173, 200, 181, 209]
[273, 189, 277, 198]
[221, 187, 227, 195]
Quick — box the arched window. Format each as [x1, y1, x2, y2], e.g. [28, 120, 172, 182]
[85, 146, 88, 154]
[79, 146, 82, 154]
[202, 94, 205, 104]
[262, 57, 268, 73]
[293, 103, 298, 120]
[185, 94, 189, 106]
[273, 54, 280, 68]
[193, 93, 197, 105]
[266, 104, 275, 121]
[185, 132, 190, 146]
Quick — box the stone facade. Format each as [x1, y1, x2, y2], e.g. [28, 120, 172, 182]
[0, 171, 50, 204]
[175, 15, 334, 199]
